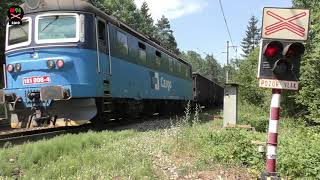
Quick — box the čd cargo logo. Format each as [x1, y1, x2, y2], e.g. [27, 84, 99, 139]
[150, 72, 172, 91]
[7, 5, 24, 25]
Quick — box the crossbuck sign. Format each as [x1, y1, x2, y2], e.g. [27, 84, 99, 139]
[262, 7, 310, 41]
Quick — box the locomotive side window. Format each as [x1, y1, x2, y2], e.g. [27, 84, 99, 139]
[6, 17, 32, 50]
[168, 57, 174, 72]
[177, 62, 182, 74]
[117, 31, 128, 55]
[174, 61, 179, 74]
[36, 14, 79, 44]
[155, 51, 161, 67]
[97, 20, 106, 46]
[138, 42, 146, 64]
[161, 55, 169, 72]
[185, 65, 190, 78]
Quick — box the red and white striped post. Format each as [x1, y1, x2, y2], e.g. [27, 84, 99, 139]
[266, 89, 281, 175]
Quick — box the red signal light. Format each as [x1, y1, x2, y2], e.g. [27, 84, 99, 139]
[284, 42, 305, 58]
[263, 41, 283, 58]
[265, 47, 279, 57]
[56, 59, 64, 69]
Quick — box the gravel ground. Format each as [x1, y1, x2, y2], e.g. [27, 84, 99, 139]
[112, 115, 183, 132]
[112, 113, 255, 180]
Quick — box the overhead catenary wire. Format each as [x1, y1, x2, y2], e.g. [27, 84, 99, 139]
[218, 0, 236, 51]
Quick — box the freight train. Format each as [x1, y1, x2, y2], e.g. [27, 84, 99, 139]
[193, 73, 224, 107]
[1, 0, 223, 129]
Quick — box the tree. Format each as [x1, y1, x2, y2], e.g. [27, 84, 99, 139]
[235, 49, 269, 106]
[94, 1, 180, 54]
[156, 15, 179, 54]
[292, 0, 320, 123]
[204, 54, 225, 84]
[102, 0, 143, 30]
[180, 51, 204, 73]
[180, 51, 225, 85]
[139, 2, 156, 36]
[240, 15, 261, 57]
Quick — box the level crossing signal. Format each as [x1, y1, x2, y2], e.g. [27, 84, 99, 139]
[258, 39, 305, 89]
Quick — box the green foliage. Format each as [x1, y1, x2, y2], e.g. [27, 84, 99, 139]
[139, 2, 156, 36]
[203, 55, 225, 84]
[238, 102, 268, 132]
[278, 126, 320, 178]
[94, 0, 180, 54]
[180, 51, 225, 85]
[236, 103, 320, 178]
[155, 15, 179, 54]
[292, 0, 320, 123]
[1, 105, 320, 178]
[197, 129, 264, 170]
[101, 0, 143, 31]
[0, 130, 156, 179]
[235, 49, 269, 106]
[241, 16, 261, 57]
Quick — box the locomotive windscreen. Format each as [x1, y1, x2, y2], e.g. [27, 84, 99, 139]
[38, 15, 77, 40]
[8, 20, 30, 46]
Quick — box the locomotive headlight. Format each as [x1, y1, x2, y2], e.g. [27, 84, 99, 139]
[56, 59, 64, 69]
[6, 64, 14, 73]
[15, 63, 21, 72]
[47, 60, 55, 69]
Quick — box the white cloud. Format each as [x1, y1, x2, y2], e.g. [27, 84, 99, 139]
[134, 0, 208, 21]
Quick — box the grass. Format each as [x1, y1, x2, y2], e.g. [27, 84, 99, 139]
[0, 103, 320, 179]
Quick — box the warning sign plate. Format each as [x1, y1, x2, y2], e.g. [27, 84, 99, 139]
[262, 7, 310, 41]
[259, 79, 299, 90]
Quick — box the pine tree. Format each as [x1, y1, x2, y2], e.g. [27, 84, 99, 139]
[204, 54, 225, 84]
[241, 15, 261, 57]
[139, 2, 156, 36]
[156, 15, 179, 54]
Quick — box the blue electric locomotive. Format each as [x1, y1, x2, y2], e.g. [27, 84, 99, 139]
[1, 0, 193, 128]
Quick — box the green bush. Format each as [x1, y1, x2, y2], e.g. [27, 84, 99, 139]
[278, 126, 320, 178]
[238, 102, 268, 132]
[197, 129, 264, 170]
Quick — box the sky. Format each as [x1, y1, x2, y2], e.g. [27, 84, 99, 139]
[134, 0, 293, 65]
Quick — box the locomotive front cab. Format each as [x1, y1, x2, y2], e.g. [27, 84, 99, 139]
[2, 11, 103, 128]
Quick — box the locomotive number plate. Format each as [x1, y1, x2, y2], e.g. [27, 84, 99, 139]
[23, 76, 51, 85]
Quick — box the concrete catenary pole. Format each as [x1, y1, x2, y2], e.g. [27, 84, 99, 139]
[226, 41, 229, 84]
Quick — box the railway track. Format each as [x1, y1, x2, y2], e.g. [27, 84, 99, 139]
[0, 114, 172, 147]
[0, 124, 93, 147]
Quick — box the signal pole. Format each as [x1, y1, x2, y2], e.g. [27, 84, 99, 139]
[255, 6, 310, 180]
